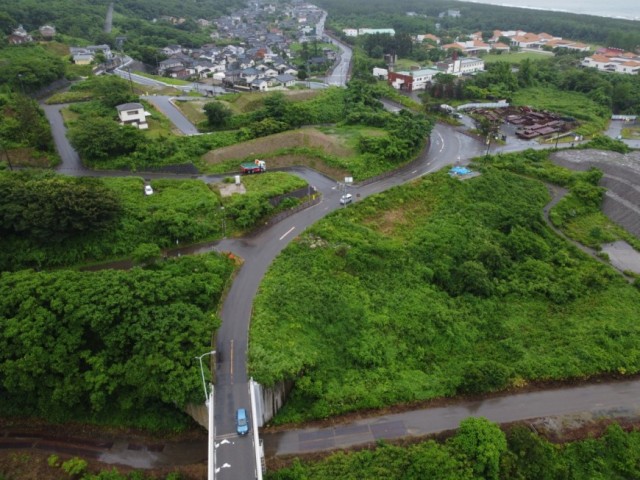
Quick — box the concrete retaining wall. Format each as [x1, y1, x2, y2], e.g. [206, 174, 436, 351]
[255, 379, 295, 426]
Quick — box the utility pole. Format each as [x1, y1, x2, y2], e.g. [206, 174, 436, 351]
[126, 67, 134, 94]
[1, 144, 13, 171]
[17, 74, 25, 95]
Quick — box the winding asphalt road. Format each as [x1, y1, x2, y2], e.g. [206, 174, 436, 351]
[37, 55, 640, 478]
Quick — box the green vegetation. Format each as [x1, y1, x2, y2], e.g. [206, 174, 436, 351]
[0, 44, 65, 92]
[476, 149, 640, 252]
[482, 51, 555, 64]
[225, 172, 308, 229]
[268, 420, 640, 480]
[250, 167, 640, 423]
[133, 71, 191, 86]
[0, 91, 57, 168]
[621, 125, 640, 140]
[0, 169, 314, 271]
[511, 87, 609, 136]
[0, 171, 225, 271]
[0, 253, 234, 431]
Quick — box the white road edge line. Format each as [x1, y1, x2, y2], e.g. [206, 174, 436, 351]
[279, 226, 295, 241]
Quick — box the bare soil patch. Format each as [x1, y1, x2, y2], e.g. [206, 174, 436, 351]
[218, 182, 247, 197]
[203, 128, 352, 165]
[202, 129, 352, 179]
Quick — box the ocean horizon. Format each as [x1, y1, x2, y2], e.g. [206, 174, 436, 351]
[457, 0, 640, 21]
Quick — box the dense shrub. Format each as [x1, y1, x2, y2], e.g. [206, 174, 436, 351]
[269, 420, 640, 480]
[250, 169, 639, 423]
[0, 253, 234, 430]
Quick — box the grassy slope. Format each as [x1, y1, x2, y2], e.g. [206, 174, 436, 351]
[250, 168, 640, 423]
[511, 87, 609, 136]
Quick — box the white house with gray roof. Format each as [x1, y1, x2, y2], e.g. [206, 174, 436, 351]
[116, 103, 151, 130]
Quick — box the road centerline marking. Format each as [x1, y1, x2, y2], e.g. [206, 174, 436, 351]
[230, 339, 234, 381]
[279, 226, 295, 241]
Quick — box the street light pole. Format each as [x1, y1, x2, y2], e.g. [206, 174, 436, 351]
[195, 350, 216, 480]
[208, 383, 215, 480]
[195, 350, 216, 401]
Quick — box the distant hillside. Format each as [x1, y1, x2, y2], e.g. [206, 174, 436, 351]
[0, 0, 245, 47]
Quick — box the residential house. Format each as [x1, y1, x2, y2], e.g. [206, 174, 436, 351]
[162, 45, 182, 56]
[72, 54, 94, 65]
[158, 58, 184, 75]
[166, 66, 190, 79]
[268, 57, 290, 73]
[241, 67, 260, 83]
[39, 25, 56, 39]
[251, 77, 270, 91]
[275, 73, 297, 87]
[263, 67, 279, 77]
[116, 103, 151, 130]
[8, 25, 33, 44]
[283, 66, 298, 76]
[69, 45, 112, 65]
[88, 45, 113, 60]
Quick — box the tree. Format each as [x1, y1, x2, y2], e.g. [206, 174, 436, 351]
[132, 243, 162, 265]
[517, 58, 535, 87]
[91, 75, 137, 108]
[68, 116, 142, 161]
[203, 101, 232, 128]
[448, 417, 507, 480]
[263, 92, 288, 119]
[457, 360, 511, 394]
[506, 426, 561, 480]
[0, 174, 122, 242]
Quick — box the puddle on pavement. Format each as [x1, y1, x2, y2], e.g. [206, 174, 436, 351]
[98, 440, 206, 469]
[601, 241, 640, 274]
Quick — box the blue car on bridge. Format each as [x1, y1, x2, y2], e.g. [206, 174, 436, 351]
[236, 408, 249, 436]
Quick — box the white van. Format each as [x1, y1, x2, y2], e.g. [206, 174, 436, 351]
[340, 193, 353, 205]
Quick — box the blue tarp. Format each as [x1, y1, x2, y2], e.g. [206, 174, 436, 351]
[450, 166, 471, 175]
